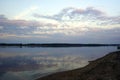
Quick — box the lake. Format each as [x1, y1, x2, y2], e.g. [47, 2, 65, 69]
[0, 47, 117, 80]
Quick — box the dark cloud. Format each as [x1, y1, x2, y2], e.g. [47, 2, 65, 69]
[0, 7, 120, 43]
[0, 15, 7, 20]
[33, 7, 120, 25]
[33, 7, 105, 21]
[0, 15, 58, 36]
[0, 19, 36, 35]
[71, 7, 104, 15]
[0, 18, 38, 27]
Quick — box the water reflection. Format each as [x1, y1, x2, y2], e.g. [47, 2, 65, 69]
[0, 47, 117, 80]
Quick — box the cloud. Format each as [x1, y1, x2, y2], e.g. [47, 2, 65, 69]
[33, 7, 120, 29]
[0, 7, 120, 43]
[14, 6, 38, 20]
[0, 26, 3, 30]
[0, 15, 58, 37]
[0, 15, 7, 20]
[1, 7, 119, 29]
[33, 7, 105, 21]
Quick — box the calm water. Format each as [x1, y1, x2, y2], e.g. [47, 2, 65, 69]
[0, 47, 117, 80]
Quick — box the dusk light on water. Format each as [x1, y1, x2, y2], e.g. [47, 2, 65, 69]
[0, 0, 120, 80]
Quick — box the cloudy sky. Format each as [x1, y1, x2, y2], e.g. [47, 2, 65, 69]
[0, 0, 120, 43]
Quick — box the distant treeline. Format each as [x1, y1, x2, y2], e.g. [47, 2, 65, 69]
[0, 43, 120, 47]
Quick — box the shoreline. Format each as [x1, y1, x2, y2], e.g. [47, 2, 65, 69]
[36, 50, 120, 80]
[0, 43, 120, 47]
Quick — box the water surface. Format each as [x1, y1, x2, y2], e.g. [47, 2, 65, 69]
[0, 47, 117, 80]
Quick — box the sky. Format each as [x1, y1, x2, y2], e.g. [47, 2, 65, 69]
[0, 0, 120, 43]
